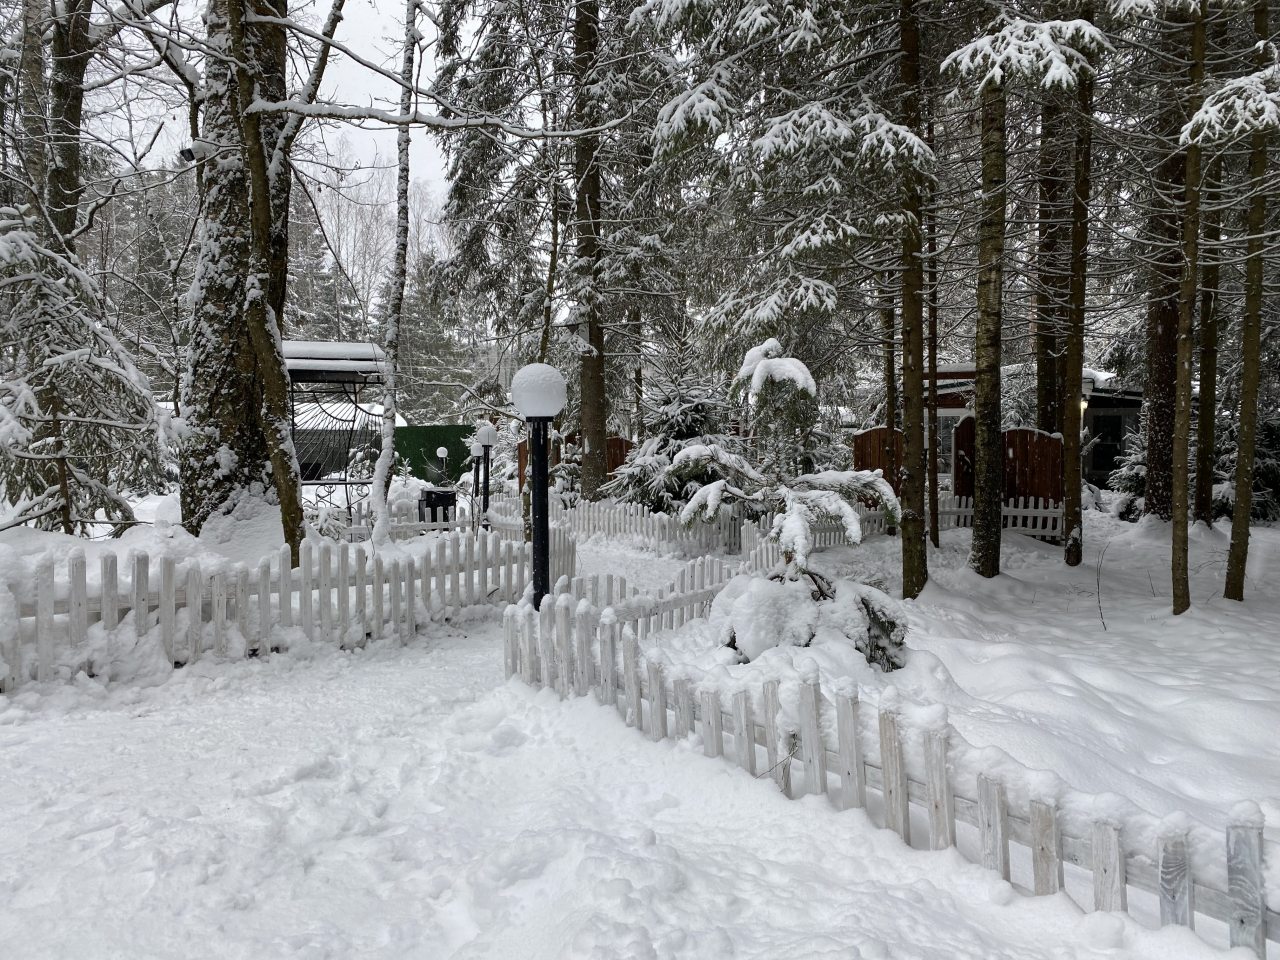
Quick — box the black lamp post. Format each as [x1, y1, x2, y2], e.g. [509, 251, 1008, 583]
[477, 423, 498, 530]
[469, 441, 483, 529]
[512, 363, 566, 610]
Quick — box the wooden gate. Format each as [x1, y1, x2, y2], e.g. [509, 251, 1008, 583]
[850, 426, 904, 494]
[952, 419, 1064, 503]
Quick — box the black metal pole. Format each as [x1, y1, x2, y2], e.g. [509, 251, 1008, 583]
[482, 445, 492, 529]
[472, 457, 481, 527]
[529, 416, 551, 610]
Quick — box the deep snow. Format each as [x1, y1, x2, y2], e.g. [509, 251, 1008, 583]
[0, 609, 1234, 959]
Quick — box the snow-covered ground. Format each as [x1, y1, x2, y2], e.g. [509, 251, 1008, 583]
[2, 513, 1276, 957]
[0, 604, 1229, 959]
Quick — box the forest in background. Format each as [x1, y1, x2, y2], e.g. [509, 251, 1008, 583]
[2, 0, 1279, 613]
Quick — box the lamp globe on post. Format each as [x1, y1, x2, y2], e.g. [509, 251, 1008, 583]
[476, 422, 499, 529]
[469, 441, 484, 528]
[512, 363, 566, 610]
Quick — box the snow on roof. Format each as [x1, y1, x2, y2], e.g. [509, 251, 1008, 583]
[283, 340, 386, 379]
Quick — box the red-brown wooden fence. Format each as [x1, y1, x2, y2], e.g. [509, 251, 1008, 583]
[850, 426, 904, 494]
[952, 418, 1064, 503]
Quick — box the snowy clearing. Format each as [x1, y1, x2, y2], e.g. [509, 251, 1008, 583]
[0, 600, 1235, 960]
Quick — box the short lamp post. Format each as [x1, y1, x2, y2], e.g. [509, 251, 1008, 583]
[512, 363, 566, 610]
[469, 441, 483, 527]
[436, 445, 450, 484]
[477, 422, 499, 529]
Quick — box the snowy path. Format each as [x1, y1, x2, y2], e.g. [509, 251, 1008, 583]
[1, 611, 1224, 958]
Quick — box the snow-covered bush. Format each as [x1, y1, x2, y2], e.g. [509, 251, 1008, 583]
[601, 376, 732, 513]
[0, 210, 166, 535]
[708, 571, 907, 671]
[735, 338, 821, 477]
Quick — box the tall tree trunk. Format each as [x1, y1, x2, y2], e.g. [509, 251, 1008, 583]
[574, 0, 608, 498]
[1171, 1, 1206, 615]
[971, 80, 1006, 579]
[881, 279, 898, 430]
[926, 151, 941, 549]
[181, 0, 303, 559]
[1063, 4, 1095, 568]
[371, 0, 416, 547]
[1036, 98, 1071, 435]
[899, 0, 928, 598]
[1142, 29, 1188, 522]
[1224, 0, 1270, 601]
[18, 0, 47, 202]
[1193, 155, 1220, 524]
[45, 0, 92, 244]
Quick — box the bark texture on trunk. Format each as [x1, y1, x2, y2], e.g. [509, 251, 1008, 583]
[898, 0, 928, 598]
[970, 80, 1006, 579]
[1193, 156, 1220, 524]
[574, 0, 608, 499]
[1062, 4, 1095, 568]
[1224, 0, 1269, 601]
[181, 0, 303, 558]
[1036, 98, 1071, 436]
[1171, 2, 1206, 615]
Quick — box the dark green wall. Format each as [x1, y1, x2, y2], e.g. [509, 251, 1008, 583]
[395, 425, 473, 484]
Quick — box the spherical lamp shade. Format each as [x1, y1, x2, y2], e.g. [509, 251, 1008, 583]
[511, 363, 567, 419]
[476, 423, 499, 447]
[470, 442, 484, 457]
[436, 446, 450, 459]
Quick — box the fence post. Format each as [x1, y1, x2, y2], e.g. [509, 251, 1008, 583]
[353, 546, 367, 647]
[520, 605, 537, 686]
[673, 676, 693, 737]
[598, 617, 617, 706]
[649, 662, 668, 741]
[978, 775, 1010, 881]
[798, 675, 827, 797]
[318, 541, 333, 643]
[503, 605, 518, 679]
[574, 604, 595, 696]
[236, 567, 249, 646]
[1031, 800, 1063, 896]
[622, 630, 642, 727]
[337, 544, 350, 643]
[836, 693, 865, 811]
[133, 552, 149, 641]
[732, 690, 755, 775]
[1226, 805, 1265, 954]
[763, 679, 788, 796]
[1157, 823, 1192, 927]
[185, 561, 202, 665]
[257, 559, 271, 654]
[36, 559, 54, 682]
[372, 555, 385, 638]
[389, 559, 403, 644]
[68, 550, 87, 657]
[278, 544, 293, 630]
[212, 572, 228, 659]
[700, 689, 723, 758]
[555, 593, 573, 698]
[1092, 820, 1126, 912]
[924, 728, 954, 849]
[299, 541, 314, 640]
[159, 556, 176, 665]
[879, 708, 909, 841]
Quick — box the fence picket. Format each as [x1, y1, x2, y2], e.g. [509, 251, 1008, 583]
[1031, 800, 1063, 896]
[319, 542, 333, 643]
[299, 542, 314, 640]
[836, 694, 865, 811]
[1227, 813, 1265, 953]
[763, 679, 788, 796]
[978, 775, 1010, 881]
[212, 572, 228, 658]
[733, 690, 755, 774]
[1092, 821, 1126, 912]
[649, 662, 668, 741]
[68, 551, 87, 656]
[622, 630, 642, 727]
[879, 709, 908, 841]
[1158, 828, 1193, 927]
[353, 546, 367, 647]
[924, 728, 954, 848]
[133, 552, 149, 640]
[674, 677, 693, 737]
[278, 545, 292, 630]
[257, 559, 271, 654]
[185, 562, 202, 664]
[160, 557, 176, 665]
[36, 560, 54, 682]
[799, 677, 827, 797]
[700, 689, 723, 758]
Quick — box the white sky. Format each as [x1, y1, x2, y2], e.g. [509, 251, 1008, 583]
[316, 0, 451, 202]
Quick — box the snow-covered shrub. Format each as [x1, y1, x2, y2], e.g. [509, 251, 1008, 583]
[708, 571, 907, 671]
[0, 210, 166, 534]
[1215, 416, 1280, 522]
[735, 338, 821, 477]
[601, 377, 732, 513]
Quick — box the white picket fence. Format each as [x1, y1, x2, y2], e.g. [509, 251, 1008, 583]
[488, 497, 744, 555]
[2, 526, 577, 691]
[505, 583, 1277, 957]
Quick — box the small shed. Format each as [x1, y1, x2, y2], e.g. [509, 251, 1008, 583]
[284, 340, 391, 508]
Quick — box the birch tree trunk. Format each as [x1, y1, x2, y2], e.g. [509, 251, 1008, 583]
[970, 80, 1006, 579]
[371, 0, 416, 548]
[1224, 0, 1269, 602]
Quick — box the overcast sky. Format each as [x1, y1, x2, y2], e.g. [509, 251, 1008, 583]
[316, 0, 451, 201]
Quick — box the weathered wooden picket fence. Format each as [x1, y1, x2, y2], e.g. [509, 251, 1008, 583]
[2, 527, 576, 691]
[504, 585, 1276, 957]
